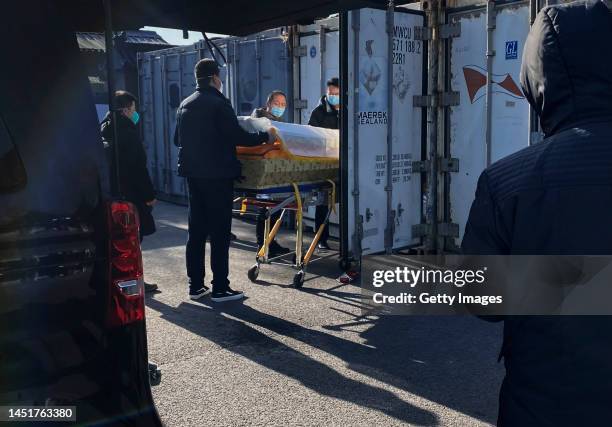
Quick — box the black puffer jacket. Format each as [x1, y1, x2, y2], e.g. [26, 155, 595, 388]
[462, 2, 612, 426]
[101, 112, 156, 236]
[308, 95, 339, 130]
[174, 86, 268, 179]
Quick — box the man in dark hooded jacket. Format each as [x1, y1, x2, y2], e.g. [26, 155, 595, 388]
[462, 2, 612, 426]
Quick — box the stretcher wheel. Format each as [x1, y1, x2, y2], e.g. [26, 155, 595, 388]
[293, 271, 305, 289]
[247, 265, 260, 282]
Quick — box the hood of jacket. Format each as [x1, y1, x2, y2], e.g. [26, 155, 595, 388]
[520, 1, 612, 136]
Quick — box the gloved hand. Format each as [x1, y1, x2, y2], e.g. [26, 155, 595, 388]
[266, 127, 279, 144]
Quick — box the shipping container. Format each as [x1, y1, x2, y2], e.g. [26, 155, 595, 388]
[343, 7, 426, 258]
[445, 1, 532, 248]
[138, 34, 292, 203]
[136, 1, 567, 262]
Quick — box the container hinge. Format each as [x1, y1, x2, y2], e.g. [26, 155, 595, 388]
[414, 27, 432, 41]
[294, 45, 308, 57]
[412, 160, 430, 173]
[355, 214, 364, 248]
[439, 223, 460, 238]
[440, 23, 461, 39]
[255, 38, 262, 60]
[412, 223, 429, 238]
[413, 91, 460, 108]
[319, 26, 326, 53]
[414, 23, 461, 41]
[439, 157, 460, 173]
[294, 99, 308, 110]
[412, 223, 460, 238]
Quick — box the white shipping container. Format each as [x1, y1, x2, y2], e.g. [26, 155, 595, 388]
[448, 2, 531, 244]
[346, 7, 425, 256]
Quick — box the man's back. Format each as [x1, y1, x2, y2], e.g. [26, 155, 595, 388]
[464, 122, 612, 426]
[175, 87, 240, 179]
[462, 2, 612, 425]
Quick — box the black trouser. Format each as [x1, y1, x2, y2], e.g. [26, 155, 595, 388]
[315, 205, 329, 245]
[186, 177, 233, 293]
[255, 207, 281, 247]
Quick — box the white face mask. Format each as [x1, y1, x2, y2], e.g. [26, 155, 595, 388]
[215, 75, 224, 93]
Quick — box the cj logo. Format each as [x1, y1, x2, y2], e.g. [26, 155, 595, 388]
[462, 65, 524, 104]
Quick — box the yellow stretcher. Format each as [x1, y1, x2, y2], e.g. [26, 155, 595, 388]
[233, 180, 336, 288]
[234, 117, 340, 287]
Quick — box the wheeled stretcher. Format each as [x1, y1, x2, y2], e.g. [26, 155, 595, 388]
[234, 117, 340, 287]
[233, 180, 336, 288]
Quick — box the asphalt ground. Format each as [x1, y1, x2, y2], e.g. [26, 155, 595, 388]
[141, 201, 504, 427]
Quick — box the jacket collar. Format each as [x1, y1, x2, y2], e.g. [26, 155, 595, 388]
[320, 95, 337, 114]
[196, 85, 225, 98]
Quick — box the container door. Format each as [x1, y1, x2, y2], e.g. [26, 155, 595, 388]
[346, 8, 424, 257]
[151, 56, 167, 196]
[448, 3, 530, 245]
[235, 40, 261, 115]
[299, 27, 340, 125]
[259, 37, 293, 122]
[139, 55, 162, 194]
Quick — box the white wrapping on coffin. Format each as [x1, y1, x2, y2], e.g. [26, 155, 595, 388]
[237, 117, 340, 159]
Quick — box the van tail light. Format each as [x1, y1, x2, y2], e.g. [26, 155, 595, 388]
[107, 201, 145, 327]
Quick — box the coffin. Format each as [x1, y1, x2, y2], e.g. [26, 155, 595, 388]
[235, 117, 339, 190]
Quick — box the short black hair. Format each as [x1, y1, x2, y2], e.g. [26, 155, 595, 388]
[114, 90, 137, 109]
[195, 58, 220, 86]
[327, 77, 339, 88]
[266, 90, 287, 105]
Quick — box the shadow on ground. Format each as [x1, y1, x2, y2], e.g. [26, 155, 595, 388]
[146, 291, 501, 425]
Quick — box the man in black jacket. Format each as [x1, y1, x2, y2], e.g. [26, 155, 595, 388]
[462, 2, 612, 425]
[101, 91, 158, 293]
[174, 59, 274, 303]
[308, 77, 340, 251]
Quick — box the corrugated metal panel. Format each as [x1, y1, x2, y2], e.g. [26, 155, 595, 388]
[118, 30, 169, 45]
[76, 32, 106, 52]
[76, 30, 169, 53]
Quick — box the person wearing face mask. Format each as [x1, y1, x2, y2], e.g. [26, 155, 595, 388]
[308, 77, 340, 251]
[250, 91, 292, 258]
[252, 90, 287, 122]
[174, 59, 276, 303]
[101, 90, 158, 293]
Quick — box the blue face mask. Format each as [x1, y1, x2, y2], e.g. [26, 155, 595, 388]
[131, 111, 140, 125]
[271, 106, 285, 118]
[327, 95, 340, 106]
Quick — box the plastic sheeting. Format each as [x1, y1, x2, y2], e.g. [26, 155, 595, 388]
[238, 117, 339, 159]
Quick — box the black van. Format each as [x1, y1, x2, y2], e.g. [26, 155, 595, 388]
[0, 3, 162, 426]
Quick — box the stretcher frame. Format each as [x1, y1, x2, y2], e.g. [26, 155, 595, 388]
[233, 180, 337, 288]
